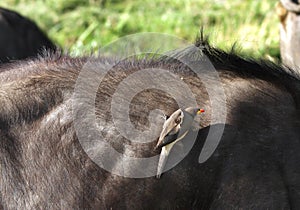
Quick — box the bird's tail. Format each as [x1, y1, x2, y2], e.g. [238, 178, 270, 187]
[156, 147, 169, 178]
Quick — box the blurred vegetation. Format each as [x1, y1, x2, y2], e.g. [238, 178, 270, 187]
[0, 0, 280, 59]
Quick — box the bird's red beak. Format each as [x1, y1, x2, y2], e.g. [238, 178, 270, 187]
[197, 109, 205, 114]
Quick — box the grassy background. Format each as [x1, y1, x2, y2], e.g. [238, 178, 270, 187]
[0, 0, 280, 59]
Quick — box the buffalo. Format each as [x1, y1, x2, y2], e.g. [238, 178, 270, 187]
[0, 7, 55, 63]
[0, 35, 299, 209]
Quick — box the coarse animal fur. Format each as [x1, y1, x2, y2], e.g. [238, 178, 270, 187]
[0, 35, 300, 209]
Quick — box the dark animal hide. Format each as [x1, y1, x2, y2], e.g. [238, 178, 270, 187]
[0, 37, 299, 209]
[0, 7, 55, 63]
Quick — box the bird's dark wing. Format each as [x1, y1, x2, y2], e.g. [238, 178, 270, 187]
[156, 109, 183, 147]
[155, 132, 179, 149]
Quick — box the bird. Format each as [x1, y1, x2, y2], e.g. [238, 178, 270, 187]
[155, 107, 205, 178]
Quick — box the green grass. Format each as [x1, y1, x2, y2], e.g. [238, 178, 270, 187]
[0, 0, 280, 60]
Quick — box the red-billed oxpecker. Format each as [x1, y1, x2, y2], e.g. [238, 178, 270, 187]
[155, 107, 205, 178]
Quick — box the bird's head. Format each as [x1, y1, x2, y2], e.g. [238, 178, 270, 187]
[197, 108, 205, 114]
[185, 107, 205, 116]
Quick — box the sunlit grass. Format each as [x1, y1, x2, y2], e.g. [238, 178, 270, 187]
[0, 0, 280, 59]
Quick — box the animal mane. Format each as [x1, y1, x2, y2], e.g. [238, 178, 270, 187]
[1, 37, 298, 126]
[194, 33, 300, 81]
[0, 33, 299, 90]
